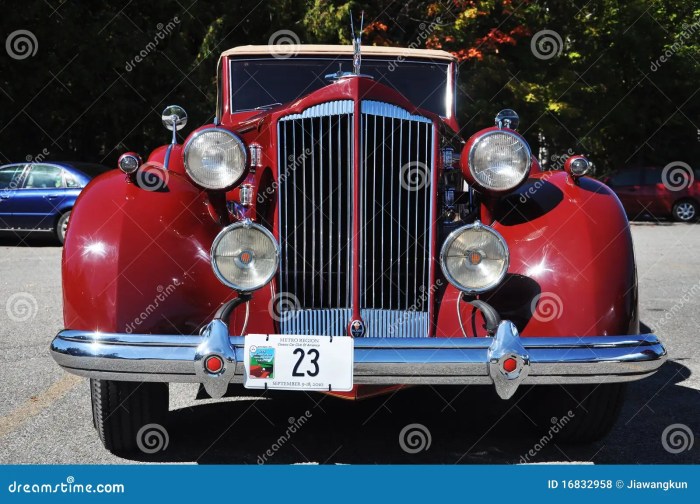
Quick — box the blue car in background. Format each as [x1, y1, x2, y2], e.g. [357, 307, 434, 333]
[0, 162, 109, 244]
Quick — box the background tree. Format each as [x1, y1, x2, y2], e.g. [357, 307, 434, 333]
[0, 0, 697, 174]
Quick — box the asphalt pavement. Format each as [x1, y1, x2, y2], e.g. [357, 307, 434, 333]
[0, 222, 698, 464]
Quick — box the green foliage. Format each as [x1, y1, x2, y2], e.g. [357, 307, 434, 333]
[0, 0, 697, 172]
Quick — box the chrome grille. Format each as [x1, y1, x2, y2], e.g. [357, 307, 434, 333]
[277, 100, 353, 331]
[277, 100, 434, 337]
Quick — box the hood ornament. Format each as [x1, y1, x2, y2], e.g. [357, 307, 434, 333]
[324, 12, 372, 82]
[351, 11, 364, 75]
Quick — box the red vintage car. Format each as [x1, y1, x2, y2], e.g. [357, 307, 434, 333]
[604, 165, 699, 222]
[51, 44, 666, 454]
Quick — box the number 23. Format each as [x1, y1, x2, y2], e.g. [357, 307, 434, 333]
[292, 348, 319, 377]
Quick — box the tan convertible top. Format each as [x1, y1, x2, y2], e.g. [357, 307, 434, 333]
[221, 44, 456, 62]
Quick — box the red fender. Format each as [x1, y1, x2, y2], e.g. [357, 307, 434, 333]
[63, 169, 236, 334]
[436, 171, 638, 338]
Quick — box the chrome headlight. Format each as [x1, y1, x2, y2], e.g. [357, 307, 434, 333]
[211, 221, 279, 292]
[440, 222, 509, 293]
[184, 128, 247, 190]
[468, 130, 531, 192]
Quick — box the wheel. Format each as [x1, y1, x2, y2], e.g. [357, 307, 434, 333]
[90, 379, 169, 455]
[672, 200, 698, 222]
[523, 383, 626, 443]
[56, 211, 71, 244]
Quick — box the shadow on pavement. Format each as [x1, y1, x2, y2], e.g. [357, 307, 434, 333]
[122, 360, 696, 465]
[0, 233, 61, 247]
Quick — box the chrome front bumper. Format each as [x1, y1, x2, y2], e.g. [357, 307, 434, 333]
[50, 319, 666, 400]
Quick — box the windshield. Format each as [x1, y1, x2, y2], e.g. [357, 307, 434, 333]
[229, 57, 450, 116]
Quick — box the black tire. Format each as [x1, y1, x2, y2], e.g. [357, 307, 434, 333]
[672, 200, 698, 222]
[56, 210, 71, 244]
[90, 379, 169, 455]
[523, 383, 626, 443]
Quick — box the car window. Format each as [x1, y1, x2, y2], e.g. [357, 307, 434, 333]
[24, 164, 64, 189]
[609, 169, 642, 186]
[0, 165, 26, 189]
[64, 172, 81, 188]
[230, 57, 450, 117]
[644, 169, 663, 185]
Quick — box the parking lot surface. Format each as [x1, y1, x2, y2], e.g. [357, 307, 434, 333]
[0, 223, 698, 464]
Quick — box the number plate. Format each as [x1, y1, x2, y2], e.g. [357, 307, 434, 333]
[243, 334, 354, 391]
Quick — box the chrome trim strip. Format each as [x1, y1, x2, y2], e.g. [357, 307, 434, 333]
[361, 100, 432, 123]
[51, 325, 667, 396]
[280, 308, 351, 337]
[279, 100, 354, 121]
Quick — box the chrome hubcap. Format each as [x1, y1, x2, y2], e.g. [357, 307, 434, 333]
[61, 216, 69, 238]
[676, 203, 696, 221]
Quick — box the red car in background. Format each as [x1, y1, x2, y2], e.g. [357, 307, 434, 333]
[605, 165, 699, 222]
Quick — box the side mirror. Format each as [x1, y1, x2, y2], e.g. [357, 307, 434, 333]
[162, 105, 188, 132]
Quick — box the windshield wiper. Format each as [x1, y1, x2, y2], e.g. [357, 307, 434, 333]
[254, 102, 282, 110]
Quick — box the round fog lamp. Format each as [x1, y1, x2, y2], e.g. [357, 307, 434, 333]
[440, 222, 509, 293]
[211, 221, 279, 292]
